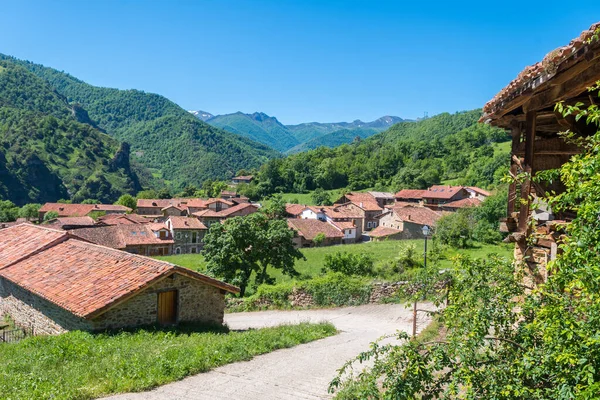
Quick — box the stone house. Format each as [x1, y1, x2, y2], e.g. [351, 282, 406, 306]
[232, 175, 254, 185]
[421, 186, 470, 210]
[322, 205, 365, 239]
[46, 216, 97, 230]
[38, 203, 131, 222]
[394, 189, 426, 204]
[287, 218, 343, 247]
[329, 221, 358, 244]
[166, 216, 208, 254]
[334, 192, 384, 233]
[368, 226, 405, 242]
[438, 197, 483, 212]
[0, 224, 239, 335]
[374, 205, 442, 240]
[367, 191, 396, 208]
[193, 203, 258, 227]
[136, 199, 190, 217]
[465, 187, 491, 201]
[69, 224, 174, 256]
[98, 213, 150, 225]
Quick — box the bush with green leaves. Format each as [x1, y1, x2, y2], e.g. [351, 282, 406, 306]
[322, 251, 374, 276]
[434, 208, 474, 248]
[42, 210, 59, 222]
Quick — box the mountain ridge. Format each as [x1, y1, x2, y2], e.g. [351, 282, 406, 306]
[189, 110, 408, 152]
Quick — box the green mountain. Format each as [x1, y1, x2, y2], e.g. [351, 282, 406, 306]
[237, 110, 510, 198]
[0, 54, 279, 191]
[0, 60, 142, 205]
[206, 112, 300, 152]
[194, 110, 406, 152]
[285, 127, 379, 154]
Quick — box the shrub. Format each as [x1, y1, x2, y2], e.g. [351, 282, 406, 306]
[43, 210, 59, 222]
[322, 251, 374, 276]
[434, 208, 474, 248]
[312, 232, 326, 247]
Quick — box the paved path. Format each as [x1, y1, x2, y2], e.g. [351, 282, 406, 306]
[106, 303, 434, 400]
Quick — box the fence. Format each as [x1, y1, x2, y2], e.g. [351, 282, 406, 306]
[0, 327, 33, 344]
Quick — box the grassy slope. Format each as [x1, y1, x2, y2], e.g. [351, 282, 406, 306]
[158, 240, 514, 285]
[0, 322, 336, 400]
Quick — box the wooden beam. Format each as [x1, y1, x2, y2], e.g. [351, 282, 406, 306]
[507, 123, 521, 216]
[518, 111, 536, 232]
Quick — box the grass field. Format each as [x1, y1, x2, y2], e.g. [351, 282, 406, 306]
[158, 240, 513, 285]
[0, 322, 336, 400]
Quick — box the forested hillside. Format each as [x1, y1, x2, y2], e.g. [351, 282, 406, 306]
[285, 127, 379, 154]
[238, 110, 509, 198]
[0, 54, 278, 190]
[0, 61, 142, 205]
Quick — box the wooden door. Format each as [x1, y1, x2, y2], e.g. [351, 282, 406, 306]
[157, 290, 177, 325]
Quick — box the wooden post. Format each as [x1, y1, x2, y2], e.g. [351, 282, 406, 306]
[507, 123, 521, 217]
[518, 111, 536, 232]
[412, 301, 417, 338]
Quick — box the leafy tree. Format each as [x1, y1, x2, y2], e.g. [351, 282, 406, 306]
[43, 210, 59, 222]
[19, 203, 41, 221]
[311, 188, 332, 206]
[332, 83, 600, 398]
[81, 199, 100, 204]
[157, 188, 171, 199]
[312, 232, 326, 247]
[322, 251, 374, 276]
[203, 213, 304, 296]
[115, 194, 136, 210]
[434, 208, 474, 248]
[0, 200, 20, 222]
[136, 189, 157, 199]
[262, 194, 287, 219]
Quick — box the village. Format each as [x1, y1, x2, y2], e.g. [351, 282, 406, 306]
[1, 9, 599, 400]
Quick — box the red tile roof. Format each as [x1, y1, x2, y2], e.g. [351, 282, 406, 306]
[98, 214, 149, 225]
[70, 225, 173, 249]
[466, 187, 491, 197]
[47, 216, 96, 228]
[330, 221, 355, 230]
[92, 204, 131, 213]
[194, 203, 258, 218]
[342, 193, 382, 211]
[440, 197, 483, 209]
[322, 206, 364, 219]
[0, 224, 68, 269]
[287, 218, 343, 240]
[167, 216, 207, 230]
[39, 203, 96, 217]
[368, 226, 402, 238]
[395, 189, 426, 200]
[422, 186, 467, 200]
[483, 22, 600, 122]
[205, 198, 234, 206]
[0, 227, 239, 319]
[389, 206, 442, 227]
[285, 204, 308, 216]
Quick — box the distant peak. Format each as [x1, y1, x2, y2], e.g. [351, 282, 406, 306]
[188, 110, 214, 122]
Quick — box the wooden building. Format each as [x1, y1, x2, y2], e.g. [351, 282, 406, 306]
[482, 22, 600, 285]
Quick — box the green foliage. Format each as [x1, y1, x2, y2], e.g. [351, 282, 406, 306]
[43, 210, 59, 222]
[80, 199, 100, 204]
[0, 59, 142, 205]
[18, 203, 40, 220]
[322, 251, 374, 276]
[312, 232, 326, 247]
[0, 200, 20, 222]
[0, 54, 278, 192]
[203, 213, 304, 296]
[332, 85, 600, 398]
[311, 188, 332, 206]
[435, 208, 474, 248]
[261, 194, 287, 219]
[115, 194, 136, 210]
[0, 322, 336, 400]
[246, 110, 509, 197]
[201, 180, 228, 198]
[230, 272, 373, 312]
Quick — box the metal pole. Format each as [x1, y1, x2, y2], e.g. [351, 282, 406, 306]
[424, 235, 427, 268]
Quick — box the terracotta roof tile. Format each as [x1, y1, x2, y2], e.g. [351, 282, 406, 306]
[0, 224, 68, 269]
[483, 22, 600, 121]
[440, 197, 483, 209]
[330, 221, 355, 230]
[70, 225, 173, 249]
[0, 235, 239, 319]
[342, 193, 382, 211]
[39, 203, 96, 217]
[285, 204, 308, 216]
[422, 186, 468, 200]
[193, 203, 258, 218]
[368, 226, 402, 238]
[395, 189, 426, 200]
[47, 216, 96, 228]
[98, 214, 149, 225]
[287, 219, 343, 240]
[390, 206, 442, 227]
[466, 187, 491, 197]
[167, 216, 207, 230]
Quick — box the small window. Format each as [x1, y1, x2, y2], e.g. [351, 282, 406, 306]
[175, 247, 181, 254]
[192, 232, 198, 243]
[191, 247, 197, 254]
[367, 222, 372, 228]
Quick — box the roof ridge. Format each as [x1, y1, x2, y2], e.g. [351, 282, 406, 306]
[0, 226, 69, 271]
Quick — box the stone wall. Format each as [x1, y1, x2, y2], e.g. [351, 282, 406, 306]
[92, 273, 225, 330]
[0, 277, 93, 335]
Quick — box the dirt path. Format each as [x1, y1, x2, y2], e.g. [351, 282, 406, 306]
[106, 303, 434, 400]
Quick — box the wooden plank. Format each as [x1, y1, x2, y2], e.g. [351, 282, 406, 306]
[518, 111, 536, 232]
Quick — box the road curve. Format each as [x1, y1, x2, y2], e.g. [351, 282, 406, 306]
[106, 303, 434, 400]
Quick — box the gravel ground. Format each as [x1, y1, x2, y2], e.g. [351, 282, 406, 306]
[106, 303, 435, 400]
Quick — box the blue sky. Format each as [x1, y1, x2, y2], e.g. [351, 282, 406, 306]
[2, 1, 600, 124]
